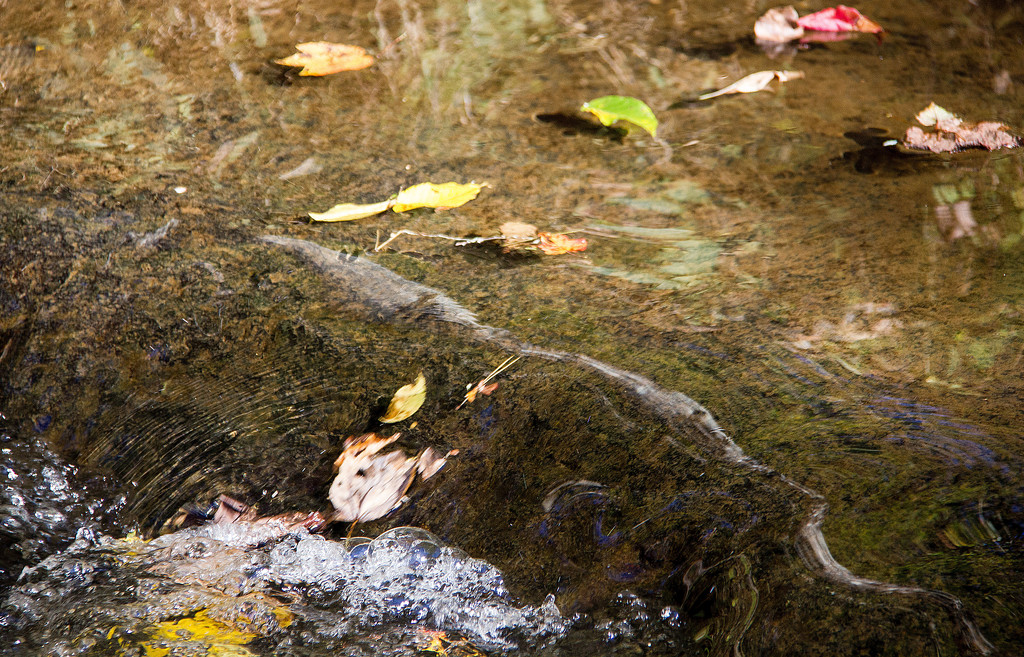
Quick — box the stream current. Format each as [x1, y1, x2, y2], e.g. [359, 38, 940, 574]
[2, 0, 1023, 655]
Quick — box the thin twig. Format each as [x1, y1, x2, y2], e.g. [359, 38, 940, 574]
[374, 229, 503, 252]
[456, 355, 522, 409]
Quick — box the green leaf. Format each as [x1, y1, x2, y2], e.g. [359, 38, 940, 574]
[580, 95, 659, 138]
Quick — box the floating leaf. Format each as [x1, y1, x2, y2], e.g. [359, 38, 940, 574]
[392, 182, 487, 213]
[309, 182, 486, 223]
[797, 5, 883, 34]
[905, 121, 1020, 153]
[274, 42, 374, 76]
[329, 433, 418, 522]
[905, 103, 1020, 153]
[698, 70, 803, 101]
[308, 200, 391, 222]
[538, 232, 588, 255]
[580, 96, 659, 138]
[380, 372, 427, 423]
[915, 102, 961, 127]
[754, 6, 804, 43]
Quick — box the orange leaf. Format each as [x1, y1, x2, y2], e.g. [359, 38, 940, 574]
[275, 42, 374, 76]
[538, 232, 587, 255]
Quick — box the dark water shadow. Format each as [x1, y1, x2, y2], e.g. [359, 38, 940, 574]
[534, 113, 627, 141]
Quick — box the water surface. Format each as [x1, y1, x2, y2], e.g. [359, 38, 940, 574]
[1, 0, 1022, 655]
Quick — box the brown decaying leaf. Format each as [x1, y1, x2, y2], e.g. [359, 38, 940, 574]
[211, 495, 328, 533]
[903, 105, 1020, 153]
[275, 42, 374, 76]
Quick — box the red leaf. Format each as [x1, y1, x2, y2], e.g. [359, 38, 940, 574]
[797, 5, 882, 34]
[537, 233, 587, 255]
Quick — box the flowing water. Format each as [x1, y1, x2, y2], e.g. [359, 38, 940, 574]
[1, 0, 1022, 655]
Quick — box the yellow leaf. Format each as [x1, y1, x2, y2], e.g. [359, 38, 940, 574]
[391, 182, 486, 213]
[308, 200, 391, 222]
[380, 372, 427, 423]
[143, 610, 258, 657]
[274, 42, 374, 76]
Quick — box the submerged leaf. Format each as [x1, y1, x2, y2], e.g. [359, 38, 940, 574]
[275, 42, 374, 76]
[380, 372, 427, 423]
[698, 70, 803, 101]
[329, 433, 417, 522]
[308, 200, 391, 222]
[392, 182, 487, 213]
[416, 446, 452, 480]
[580, 96, 659, 137]
[329, 433, 455, 522]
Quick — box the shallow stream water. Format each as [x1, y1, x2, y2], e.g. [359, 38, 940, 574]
[1, 0, 1022, 655]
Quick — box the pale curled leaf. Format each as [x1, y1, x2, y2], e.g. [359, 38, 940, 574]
[329, 433, 417, 522]
[329, 433, 455, 522]
[580, 96, 659, 137]
[699, 70, 803, 101]
[275, 42, 374, 76]
[308, 200, 391, 222]
[775, 71, 805, 83]
[915, 102, 961, 127]
[392, 182, 487, 213]
[754, 6, 804, 43]
[379, 372, 427, 423]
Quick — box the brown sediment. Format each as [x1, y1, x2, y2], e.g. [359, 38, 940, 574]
[264, 234, 994, 655]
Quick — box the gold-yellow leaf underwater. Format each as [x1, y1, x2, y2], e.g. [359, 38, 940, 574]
[379, 372, 427, 423]
[308, 182, 487, 222]
[391, 182, 486, 213]
[274, 42, 374, 76]
[142, 606, 293, 657]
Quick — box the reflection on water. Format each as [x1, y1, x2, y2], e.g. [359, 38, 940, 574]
[1, 0, 1023, 654]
